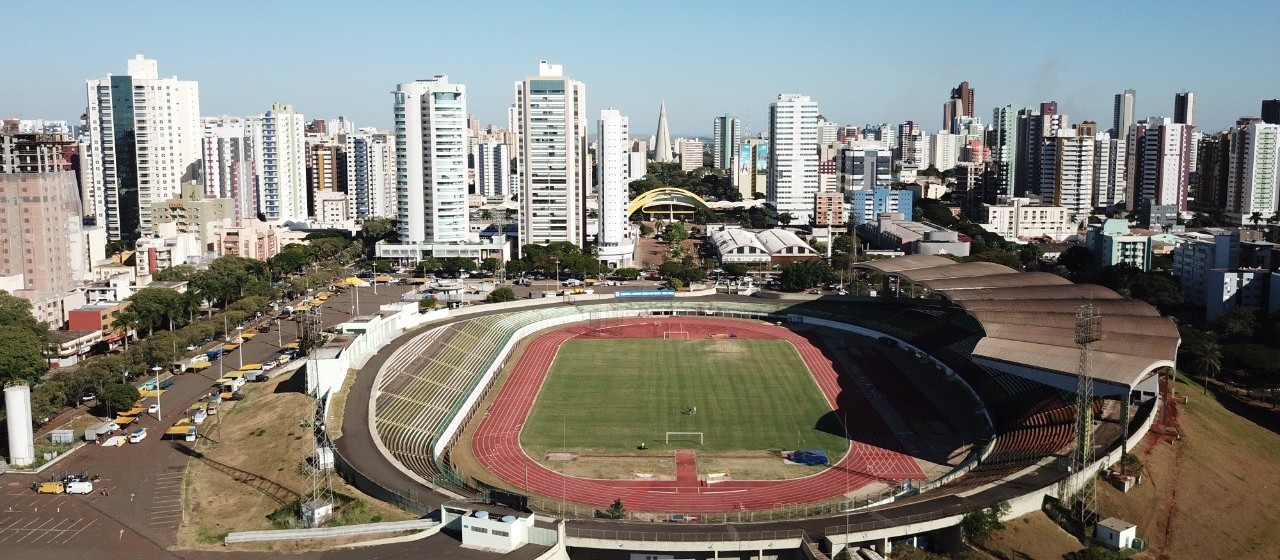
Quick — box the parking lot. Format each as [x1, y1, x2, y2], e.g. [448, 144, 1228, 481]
[0, 282, 418, 556]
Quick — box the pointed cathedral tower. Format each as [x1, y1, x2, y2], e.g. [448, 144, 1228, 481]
[654, 100, 673, 163]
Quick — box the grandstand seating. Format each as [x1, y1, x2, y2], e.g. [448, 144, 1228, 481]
[848, 348, 948, 432]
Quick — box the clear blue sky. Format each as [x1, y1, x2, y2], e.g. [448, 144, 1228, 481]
[4, 1, 1279, 136]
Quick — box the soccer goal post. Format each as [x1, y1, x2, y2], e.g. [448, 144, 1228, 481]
[663, 330, 691, 339]
[665, 431, 704, 445]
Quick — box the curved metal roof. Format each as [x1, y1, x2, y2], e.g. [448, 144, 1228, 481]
[855, 257, 1179, 388]
[627, 187, 710, 217]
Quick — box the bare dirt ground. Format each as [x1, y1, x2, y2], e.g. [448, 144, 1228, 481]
[175, 368, 412, 552]
[987, 374, 1280, 559]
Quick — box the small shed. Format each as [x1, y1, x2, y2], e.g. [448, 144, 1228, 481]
[1095, 517, 1137, 549]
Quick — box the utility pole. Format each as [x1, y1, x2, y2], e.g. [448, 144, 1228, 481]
[152, 366, 163, 421]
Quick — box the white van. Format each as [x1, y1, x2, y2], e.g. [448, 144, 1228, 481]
[65, 480, 94, 494]
[128, 427, 148, 443]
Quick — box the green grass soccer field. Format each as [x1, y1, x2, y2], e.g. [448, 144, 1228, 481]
[519, 338, 849, 459]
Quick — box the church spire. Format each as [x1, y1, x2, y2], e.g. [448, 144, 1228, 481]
[654, 100, 673, 163]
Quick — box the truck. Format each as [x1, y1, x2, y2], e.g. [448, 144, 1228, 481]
[85, 420, 119, 441]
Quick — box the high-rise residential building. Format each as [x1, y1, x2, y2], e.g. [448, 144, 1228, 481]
[596, 109, 634, 268]
[626, 139, 648, 182]
[895, 121, 924, 166]
[1263, 100, 1280, 125]
[837, 143, 893, 191]
[85, 55, 201, 242]
[813, 192, 845, 228]
[712, 114, 741, 171]
[1226, 121, 1280, 224]
[1134, 117, 1194, 212]
[654, 101, 673, 163]
[991, 105, 1024, 198]
[306, 140, 344, 218]
[394, 75, 468, 245]
[247, 103, 307, 222]
[1194, 131, 1230, 210]
[1113, 89, 1137, 137]
[1174, 92, 1197, 126]
[678, 139, 704, 172]
[515, 61, 588, 248]
[1041, 130, 1095, 222]
[1020, 102, 1068, 200]
[816, 117, 840, 147]
[1093, 131, 1127, 209]
[767, 94, 820, 223]
[735, 138, 768, 200]
[0, 121, 77, 174]
[944, 81, 975, 133]
[473, 139, 511, 198]
[201, 115, 255, 225]
[0, 172, 90, 295]
[849, 186, 913, 225]
[346, 130, 395, 219]
[930, 132, 960, 172]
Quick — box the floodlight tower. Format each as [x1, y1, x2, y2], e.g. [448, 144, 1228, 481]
[1070, 304, 1101, 522]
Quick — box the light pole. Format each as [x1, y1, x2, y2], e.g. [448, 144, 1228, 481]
[236, 327, 244, 370]
[152, 366, 163, 421]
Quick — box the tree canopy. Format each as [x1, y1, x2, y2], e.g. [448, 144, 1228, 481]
[777, 260, 832, 292]
[484, 286, 516, 303]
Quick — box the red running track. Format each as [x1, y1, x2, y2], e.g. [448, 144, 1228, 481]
[470, 317, 926, 512]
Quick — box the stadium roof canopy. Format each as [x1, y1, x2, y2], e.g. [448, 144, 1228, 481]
[854, 255, 1179, 391]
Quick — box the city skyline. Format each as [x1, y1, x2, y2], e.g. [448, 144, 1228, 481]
[4, 1, 1280, 137]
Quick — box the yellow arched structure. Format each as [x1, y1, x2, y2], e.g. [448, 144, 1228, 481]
[627, 187, 711, 218]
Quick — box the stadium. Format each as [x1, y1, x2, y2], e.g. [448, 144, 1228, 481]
[335, 255, 1179, 558]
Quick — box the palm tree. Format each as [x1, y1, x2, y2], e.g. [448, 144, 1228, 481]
[1248, 211, 1264, 230]
[109, 309, 138, 351]
[1186, 339, 1223, 394]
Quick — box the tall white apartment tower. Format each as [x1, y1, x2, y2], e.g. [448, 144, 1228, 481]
[1093, 132, 1127, 209]
[1042, 130, 1096, 223]
[346, 129, 395, 219]
[515, 61, 588, 248]
[201, 115, 255, 224]
[712, 114, 741, 171]
[393, 76, 469, 244]
[1226, 122, 1280, 224]
[597, 109, 635, 268]
[1137, 118, 1193, 211]
[473, 140, 511, 197]
[767, 94, 820, 224]
[85, 55, 201, 242]
[1113, 89, 1136, 137]
[247, 103, 307, 221]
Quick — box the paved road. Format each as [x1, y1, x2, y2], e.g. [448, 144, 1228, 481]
[6, 281, 488, 559]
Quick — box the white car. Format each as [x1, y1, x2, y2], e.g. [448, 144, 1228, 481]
[147, 403, 160, 414]
[276, 354, 292, 364]
[263, 359, 279, 371]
